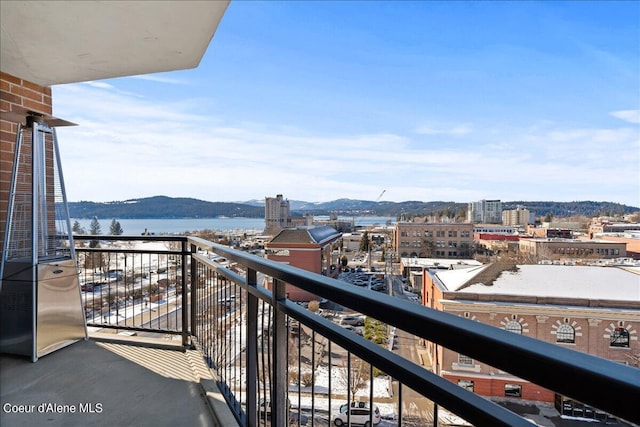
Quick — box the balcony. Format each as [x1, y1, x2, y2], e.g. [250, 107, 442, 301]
[1, 234, 639, 427]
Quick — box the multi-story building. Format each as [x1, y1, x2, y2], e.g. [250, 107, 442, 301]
[264, 226, 342, 301]
[502, 206, 533, 226]
[394, 222, 473, 258]
[468, 199, 502, 224]
[422, 263, 639, 417]
[582, 232, 640, 260]
[589, 221, 640, 235]
[264, 194, 291, 233]
[518, 238, 626, 260]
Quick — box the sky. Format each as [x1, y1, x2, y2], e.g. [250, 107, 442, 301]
[52, 1, 640, 207]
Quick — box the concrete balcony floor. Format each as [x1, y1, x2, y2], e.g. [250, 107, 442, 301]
[0, 334, 237, 427]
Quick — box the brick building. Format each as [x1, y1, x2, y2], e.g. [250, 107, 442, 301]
[518, 238, 626, 260]
[422, 263, 639, 406]
[394, 222, 473, 259]
[264, 226, 342, 301]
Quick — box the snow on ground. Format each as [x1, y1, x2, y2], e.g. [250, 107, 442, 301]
[88, 293, 179, 324]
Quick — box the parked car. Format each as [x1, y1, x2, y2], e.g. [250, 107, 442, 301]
[334, 403, 381, 426]
[258, 398, 291, 420]
[341, 316, 365, 326]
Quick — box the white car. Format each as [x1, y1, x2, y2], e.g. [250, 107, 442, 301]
[334, 404, 381, 426]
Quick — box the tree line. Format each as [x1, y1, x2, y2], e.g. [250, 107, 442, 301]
[73, 217, 123, 239]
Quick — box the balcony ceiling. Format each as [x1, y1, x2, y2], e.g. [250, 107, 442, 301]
[0, 1, 229, 87]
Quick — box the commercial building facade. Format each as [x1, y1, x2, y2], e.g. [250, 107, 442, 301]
[422, 264, 639, 411]
[394, 222, 474, 259]
[518, 238, 627, 260]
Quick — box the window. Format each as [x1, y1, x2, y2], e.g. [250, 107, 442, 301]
[610, 327, 630, 348]
[458, 354, 474, 366]
[458, 380, 474, 392]
[505, 384, 522, 397]
[556, 323, 575, 344]
[448, 230, 457, 237]
[505, 320, 522, 334]
[461, 231, 470, 238]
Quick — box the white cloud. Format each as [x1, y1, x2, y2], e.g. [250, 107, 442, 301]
[51, 82, 639, 207]
[83, 81, 114, 89]
[610, 110, 640, 124]
[130, 74, 189, 85]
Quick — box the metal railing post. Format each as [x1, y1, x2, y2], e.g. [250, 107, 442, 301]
[187, 241, 196, 348]
[272, 278, 288, 427]
[246, 268, 258, 427]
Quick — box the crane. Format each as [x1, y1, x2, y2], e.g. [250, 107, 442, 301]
[375, 190, 386, 202]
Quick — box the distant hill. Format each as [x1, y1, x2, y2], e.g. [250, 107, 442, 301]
[68, 196, 638, 219]
[68, 196, 263, 219]
[502, 201, 637, 218]
[291, 199, 468, 217]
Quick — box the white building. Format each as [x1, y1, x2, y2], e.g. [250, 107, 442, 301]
[468, 199, 502, 224]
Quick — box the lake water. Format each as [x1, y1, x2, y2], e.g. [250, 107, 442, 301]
[71, 216, 396, 235]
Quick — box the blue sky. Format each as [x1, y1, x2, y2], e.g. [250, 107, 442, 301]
[53, 1, 639, 207]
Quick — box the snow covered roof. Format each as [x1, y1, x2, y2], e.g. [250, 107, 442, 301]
[401, 258, 483, 269]
[268, 226, 340, 245]
[442, 264, 639, 302]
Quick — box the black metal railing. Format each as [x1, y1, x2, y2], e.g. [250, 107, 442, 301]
[74, 235, 190, 345]
[74, 235, 640, 427]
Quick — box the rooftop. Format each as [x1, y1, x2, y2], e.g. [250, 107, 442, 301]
[402, 258, 483, 269]
[437, 264, 640, 301]
[268, 225, 340, 245]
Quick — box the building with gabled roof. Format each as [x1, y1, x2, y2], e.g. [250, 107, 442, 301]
[265, 226, 342, 301]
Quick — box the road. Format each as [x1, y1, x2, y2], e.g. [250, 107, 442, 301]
[389, 275, 436, 426]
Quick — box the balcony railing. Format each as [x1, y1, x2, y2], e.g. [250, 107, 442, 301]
[74, 235, 640, 427]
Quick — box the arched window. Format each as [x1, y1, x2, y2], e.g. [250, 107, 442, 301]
[505, 320, 522, 334]
[556, 324, 575, 343]
[610, 327, 630, 348]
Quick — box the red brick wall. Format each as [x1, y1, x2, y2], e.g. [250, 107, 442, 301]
[267, 249, 322, 301]
[1, 72, 53, 250]
[444, 374, 555, 402]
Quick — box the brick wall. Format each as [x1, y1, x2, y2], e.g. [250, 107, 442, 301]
[0, 72, 53, 250]
[444, 374, 555, 402]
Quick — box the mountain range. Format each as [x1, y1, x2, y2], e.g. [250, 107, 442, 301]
[67, 196, 639, 220]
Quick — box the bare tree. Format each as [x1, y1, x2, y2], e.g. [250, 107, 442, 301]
[337, 355, 370, 398]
